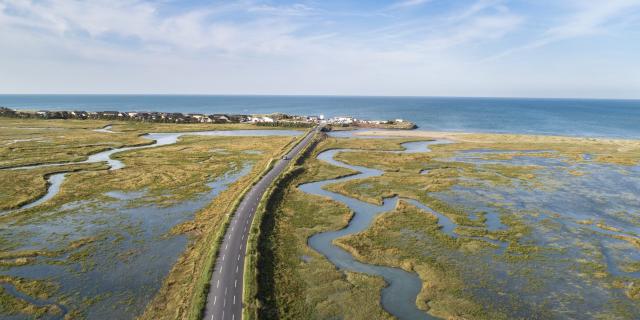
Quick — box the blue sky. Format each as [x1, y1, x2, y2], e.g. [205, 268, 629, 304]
[0, 0, 639, 98]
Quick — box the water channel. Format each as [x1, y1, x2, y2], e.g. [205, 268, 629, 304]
[5, 129, 301, 213]
[0, 128, 301, 318]
[298, 140, 448, 320]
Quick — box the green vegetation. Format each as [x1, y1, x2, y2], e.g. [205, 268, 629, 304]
[0, 277, 62, 318]
[249, 136, 398, 319]
[335, 200, 507, 319]
[257, 134, 640, 319]
[140, 133, 303, 320]
[0, 118, 149, 168]
[0, 118, 298, 319]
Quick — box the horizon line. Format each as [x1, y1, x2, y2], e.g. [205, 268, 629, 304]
[0, 93, 639, 102]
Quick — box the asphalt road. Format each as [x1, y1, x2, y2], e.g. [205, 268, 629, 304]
[202, 128, 317, 320]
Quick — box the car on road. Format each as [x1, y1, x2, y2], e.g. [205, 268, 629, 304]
[282, 155, 290, 160]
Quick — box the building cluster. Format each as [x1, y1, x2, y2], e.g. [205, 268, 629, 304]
[0, 106, 409, 128]
[0, 107, 249, 123]
[323, 115, 406, 126]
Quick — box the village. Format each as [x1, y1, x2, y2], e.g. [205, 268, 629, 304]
[0, 107, 416, 129]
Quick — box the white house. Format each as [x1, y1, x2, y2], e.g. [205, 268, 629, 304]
[248, 116, 275, 123]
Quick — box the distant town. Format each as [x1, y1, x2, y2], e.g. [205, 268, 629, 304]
[0, 107, 416, 129]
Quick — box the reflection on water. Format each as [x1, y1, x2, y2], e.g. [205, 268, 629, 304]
[430, 149, 640, 318]
[0, 164, 252, 319]
[5, 129, 301, 212]
[300, 141, 449, 320]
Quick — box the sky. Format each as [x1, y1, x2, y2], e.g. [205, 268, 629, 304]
[0, 0, 639, 98]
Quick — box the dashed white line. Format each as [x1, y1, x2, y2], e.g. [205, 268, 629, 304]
[214, 296, 217, 305]
[235, 280, 238, 288]
[233, 295, 236, 304]
[237, 254, 240, 261]
[236, 265, 239, 273]
[216, 280, 220, 288]
[222, 254, 225, 261]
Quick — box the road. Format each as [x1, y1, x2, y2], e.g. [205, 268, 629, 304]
[202, 127, 317, 320]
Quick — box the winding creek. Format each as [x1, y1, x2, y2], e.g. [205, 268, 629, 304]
[1, 128, 302, 319]
[299, 140, 449, 320]
[5, 129, 301, 213]
[300, 136, 640, 318]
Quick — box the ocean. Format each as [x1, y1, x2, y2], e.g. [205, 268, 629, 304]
[1, 95, 639, 139]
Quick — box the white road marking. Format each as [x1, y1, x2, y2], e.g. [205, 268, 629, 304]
[232, 314, 235, 320]
[241, 234, 244, 240]
[216, 280, 220, 288]
[224, 298, 226, 307]
[203, 132, 315, 320]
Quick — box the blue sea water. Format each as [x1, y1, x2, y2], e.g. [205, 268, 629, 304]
[1, 95, 639, 139]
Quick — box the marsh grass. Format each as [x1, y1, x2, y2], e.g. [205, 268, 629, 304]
[0, 118, 299, 318]
[248, 136, 398, 319]
[258, 133, 640, 319]
[140, 134, 301, 320]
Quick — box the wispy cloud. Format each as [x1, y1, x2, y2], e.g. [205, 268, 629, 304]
[391, 0, 431, 9]
[0, 0, 638, 97]
[368, 0, 522, 52]
[490, 0, 640, 60]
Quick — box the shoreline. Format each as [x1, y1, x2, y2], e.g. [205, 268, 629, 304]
[354, 129, 640, 144]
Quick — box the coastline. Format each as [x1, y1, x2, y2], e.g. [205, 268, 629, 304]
[351, 129, 640, 167]
[355, 129, 640, 144]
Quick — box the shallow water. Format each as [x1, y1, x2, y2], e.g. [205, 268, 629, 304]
[0, 164, 252, 319]
[299, 140, 449, 320]
[429, 149, 640, 318]
[18, 173, 66, 211]
[93, 125, 114, 133]
[0, 129, 301, 318]
[5, 129, 301, 212]
[0, 283, 68, 320]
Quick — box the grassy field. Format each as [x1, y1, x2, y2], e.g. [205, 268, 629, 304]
[249, 136, 431, 319]
[258, 133, 640, 319]
[0, 118, 298, 211]
[0, 118, 298, 319]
